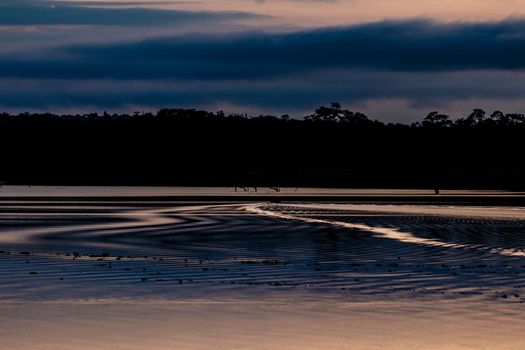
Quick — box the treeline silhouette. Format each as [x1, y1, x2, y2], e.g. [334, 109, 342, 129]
[1, 103, 524, 189]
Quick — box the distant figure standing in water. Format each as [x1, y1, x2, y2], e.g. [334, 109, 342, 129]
[434, 188, 440, 195]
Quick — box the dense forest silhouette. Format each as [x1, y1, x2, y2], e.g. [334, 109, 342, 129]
[1, 103, 524, 189]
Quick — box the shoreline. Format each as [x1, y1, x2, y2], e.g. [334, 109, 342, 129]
[0, 186, 523, 205]
[1, 195, 525, 206]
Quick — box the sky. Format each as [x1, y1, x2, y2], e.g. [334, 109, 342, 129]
[1, 0, 525, 121]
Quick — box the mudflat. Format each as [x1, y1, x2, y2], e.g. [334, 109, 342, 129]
[0, 187, 524, 349]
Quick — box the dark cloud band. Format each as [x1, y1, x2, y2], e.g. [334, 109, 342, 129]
[2, 18, 525, 119]
[1, 19, 525, 81]
[0, 70, 523, 112]
[0, 1, 261, 26]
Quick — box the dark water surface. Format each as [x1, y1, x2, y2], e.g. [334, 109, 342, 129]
[0, 195, 524, 305]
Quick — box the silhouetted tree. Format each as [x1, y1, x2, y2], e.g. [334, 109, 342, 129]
[456, 109, 486, 126]
[487, 111, 525, 127]
[306, 102, 343, 122]
[505, 113, 525, 126]
[422, 111, 452, 128]
[0, 105, 524, 189]
[306, 102, 373, 125]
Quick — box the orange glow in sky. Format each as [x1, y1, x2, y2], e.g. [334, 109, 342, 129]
[83, 0, 525, 27]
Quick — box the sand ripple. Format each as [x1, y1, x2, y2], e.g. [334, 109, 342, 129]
[0, 201, 524, 304]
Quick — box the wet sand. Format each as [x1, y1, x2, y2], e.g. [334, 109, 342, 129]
[2, 300, 524, 350]
[0, 189, 525, 349]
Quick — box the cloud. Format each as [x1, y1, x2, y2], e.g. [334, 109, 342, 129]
[0, 0, 263, 26]
[2, 18, 525, 119]
[254, 0, 337, 2]
[1, 70, 524, 121]
[2, 18, 525, 80]
[48, 1, 185, 6]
